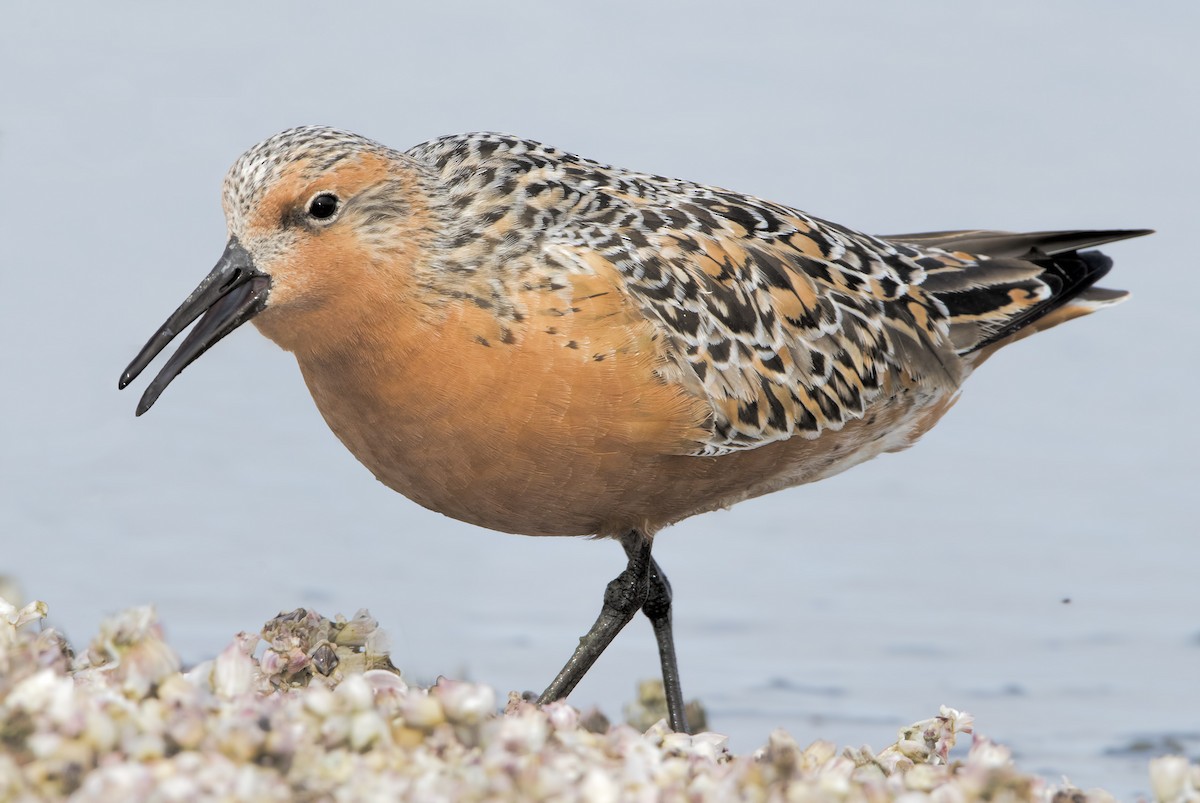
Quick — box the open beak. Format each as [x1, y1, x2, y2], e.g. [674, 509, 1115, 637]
[119, 237, 271, 415]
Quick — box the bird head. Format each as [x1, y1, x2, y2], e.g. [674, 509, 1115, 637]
[119, 126, 432, 414]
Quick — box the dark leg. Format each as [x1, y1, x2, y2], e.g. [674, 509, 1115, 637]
[538, 531, 690, 733]
[641, 554, 688, 733]
[538, 531, 652, 707]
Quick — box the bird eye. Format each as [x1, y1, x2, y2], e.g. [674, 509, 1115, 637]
[307, 192, 340, 221]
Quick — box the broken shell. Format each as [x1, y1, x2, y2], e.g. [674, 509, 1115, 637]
[210, 632, 258, 698]
[0, 595, 1182, 802]
[432, 677, 496, 726]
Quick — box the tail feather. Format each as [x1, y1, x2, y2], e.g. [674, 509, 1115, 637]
[885, 228, 1149, 358]
[960, 248, 1118, 353]
[885, 228, 1153, 258]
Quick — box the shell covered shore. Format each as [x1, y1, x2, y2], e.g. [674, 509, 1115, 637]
[1, 596, 1195, 802]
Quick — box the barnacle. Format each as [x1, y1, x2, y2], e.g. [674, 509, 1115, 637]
[0, 595, 1186, 801]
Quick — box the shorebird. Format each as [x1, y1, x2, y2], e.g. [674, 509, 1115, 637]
[120, 127, 1148, 732]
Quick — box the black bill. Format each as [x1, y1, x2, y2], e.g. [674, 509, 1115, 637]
[119, 237, 271, 415]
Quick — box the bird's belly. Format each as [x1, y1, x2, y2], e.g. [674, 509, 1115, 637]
[302, 342, 955, 538]
[292, 325, 712, 537]
[312, 405, 721, 539]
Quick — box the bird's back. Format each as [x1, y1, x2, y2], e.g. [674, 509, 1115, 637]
[405, 133, 1141, 466]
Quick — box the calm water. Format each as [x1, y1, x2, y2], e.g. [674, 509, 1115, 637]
[2, 3, 1197, 797]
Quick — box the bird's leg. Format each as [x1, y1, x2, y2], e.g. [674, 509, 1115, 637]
[538, 531, 652, 709]
[641, 554, 689, 733]
[538, 532, 690, 732]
